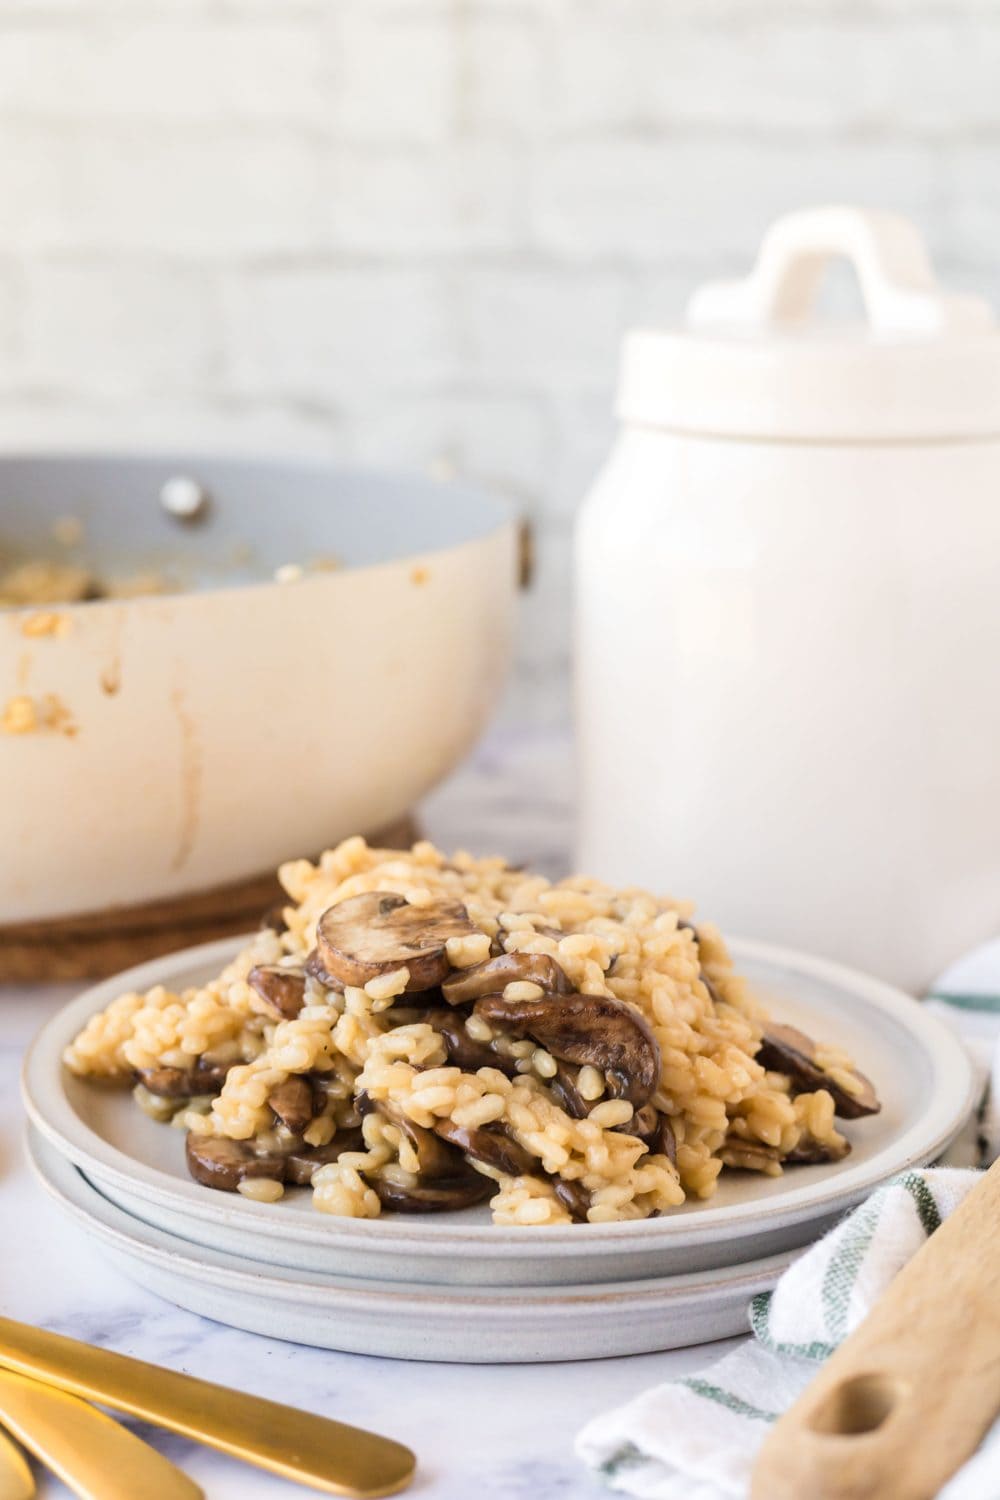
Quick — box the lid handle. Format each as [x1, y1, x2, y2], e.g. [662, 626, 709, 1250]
[687, 206, 994, 336]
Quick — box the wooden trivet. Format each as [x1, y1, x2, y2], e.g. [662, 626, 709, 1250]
[0, 814, 420, 984]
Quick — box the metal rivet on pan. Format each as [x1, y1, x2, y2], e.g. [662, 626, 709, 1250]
[160, 475, 210, 523]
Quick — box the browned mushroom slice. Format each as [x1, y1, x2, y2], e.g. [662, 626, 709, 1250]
[785, 1135, 852, 1165]
[285, 1129, 365, 1185]
[653, 1113, 678, 1167]
[370, 1096, 467, 1179]
[304, 949, 346, 993]
[316, 892, 477, 993]
[422, 1008, 520, 1077]
[615, 1103, 678, 1166]
[474, 992, 662, 1109]
[434, 1118, 535, 1178]
[185, 1133, 286, 1192]
[373, 1172, 494, 1213]
[442, 952, 572, 1006]
[268, 1076, 314, 1134]
[757, 1023, 880, 1119]
[553, 1179, 592, 1223]
[718, 1140, 783, 1174]
[248, 964, 308, 1021]
[136, 1059, 230, 1098]
[549, 1061, 589, 1119]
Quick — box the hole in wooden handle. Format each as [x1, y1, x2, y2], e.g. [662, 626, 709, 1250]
[809, 1374, 910, 1437]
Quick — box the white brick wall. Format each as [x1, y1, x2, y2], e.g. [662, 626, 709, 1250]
[0, 0, 998, 727]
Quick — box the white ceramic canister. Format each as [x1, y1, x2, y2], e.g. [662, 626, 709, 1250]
[575, 206, 1000, 995]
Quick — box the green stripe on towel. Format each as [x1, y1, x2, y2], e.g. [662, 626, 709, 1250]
[748, 1292, 836, 1361]
[678, 1378, 780, 1425]
[895, 1171, 942, 1237]
[928, 991, 1000, 1014]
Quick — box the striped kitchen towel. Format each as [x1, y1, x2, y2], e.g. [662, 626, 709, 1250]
[578, 953, 1000, 1500]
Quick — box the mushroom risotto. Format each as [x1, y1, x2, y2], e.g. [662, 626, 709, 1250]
[64, 839, 880, 1226]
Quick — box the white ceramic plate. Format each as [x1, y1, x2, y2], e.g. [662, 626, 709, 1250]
[28, 1129, 793, 1362]
[23, 936, 976, 1287]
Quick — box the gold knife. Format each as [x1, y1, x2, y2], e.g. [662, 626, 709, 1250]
[0, 1425, 33, 1500]
[0, 1370, 201, 1500]
[0, 1317, 415, 1499]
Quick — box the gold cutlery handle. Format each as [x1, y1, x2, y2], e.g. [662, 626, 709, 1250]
[0, 1425, 33, 1500]
[0, 1369, 200, 1500]
[0, 1317, 415, 1499]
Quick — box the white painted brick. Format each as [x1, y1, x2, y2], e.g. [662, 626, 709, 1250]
[546, 391, 617, 522]
[21, 261, 217, 396]
[334, 10, 455, 143]
[456, 269, 626, 389]
[947, 148, 1000, 264]
[547, 7, 1000, 134]
[336, 144, 524, 255]
[627, 269, 704, 329]
[0, 127, 333, 254]
[350, 392, 550, 501]
[0, 397, 348, 457]
[0, 20, 327, 123]
[222, 268, 454, 400]
[0, 265, 22, 386]
[531, 140, 942, 262]
[455, 13, 544, 137]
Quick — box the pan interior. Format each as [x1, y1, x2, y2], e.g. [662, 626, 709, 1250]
[0, 452, 511, 594]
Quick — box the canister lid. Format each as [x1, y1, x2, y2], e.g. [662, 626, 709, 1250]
[617, 207, 1000, 442]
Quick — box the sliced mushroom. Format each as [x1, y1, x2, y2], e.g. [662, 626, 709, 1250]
[474, 992, 662, 1109]
[316, 892, 477, 992]
[757, 1023, 880, 1119]
[785, 1135, 852, 1165]
[553, 1179, 592, 1223]
[304, 949, 346, 993]
[136, 1058, 230, 1098]
[370, 1096, 466, 1179]
[442, 952, 572, 1006]
[652, 1113, 678, 1167]
[373, 1172, 493, 1213]
[718, 1140, 783, 1174]
[422, 1008, 520, 1077]
[433, 1118, 535, 1178]
[268, 1076, 315, 1134]
[614, 1103, 678, 1166]
[549, 1061, 589, 1119]
[185, 1133, 286, 1192]
[285, 1129, 365, 1186]
[248, 964, 307, 1021]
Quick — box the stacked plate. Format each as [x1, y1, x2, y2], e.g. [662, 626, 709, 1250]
[23, 937, 976, 1363]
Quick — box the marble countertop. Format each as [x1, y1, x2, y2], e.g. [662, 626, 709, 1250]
[0, 729, 741, 1500]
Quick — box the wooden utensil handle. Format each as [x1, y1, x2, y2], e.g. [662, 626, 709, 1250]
[752, 1158, 1000, 1500]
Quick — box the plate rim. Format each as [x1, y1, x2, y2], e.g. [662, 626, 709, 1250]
[28, 1127, 795, 1311]
[22, 932, 977, 1254]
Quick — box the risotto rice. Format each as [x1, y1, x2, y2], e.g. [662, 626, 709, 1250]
[64, 838, 878, 1226]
